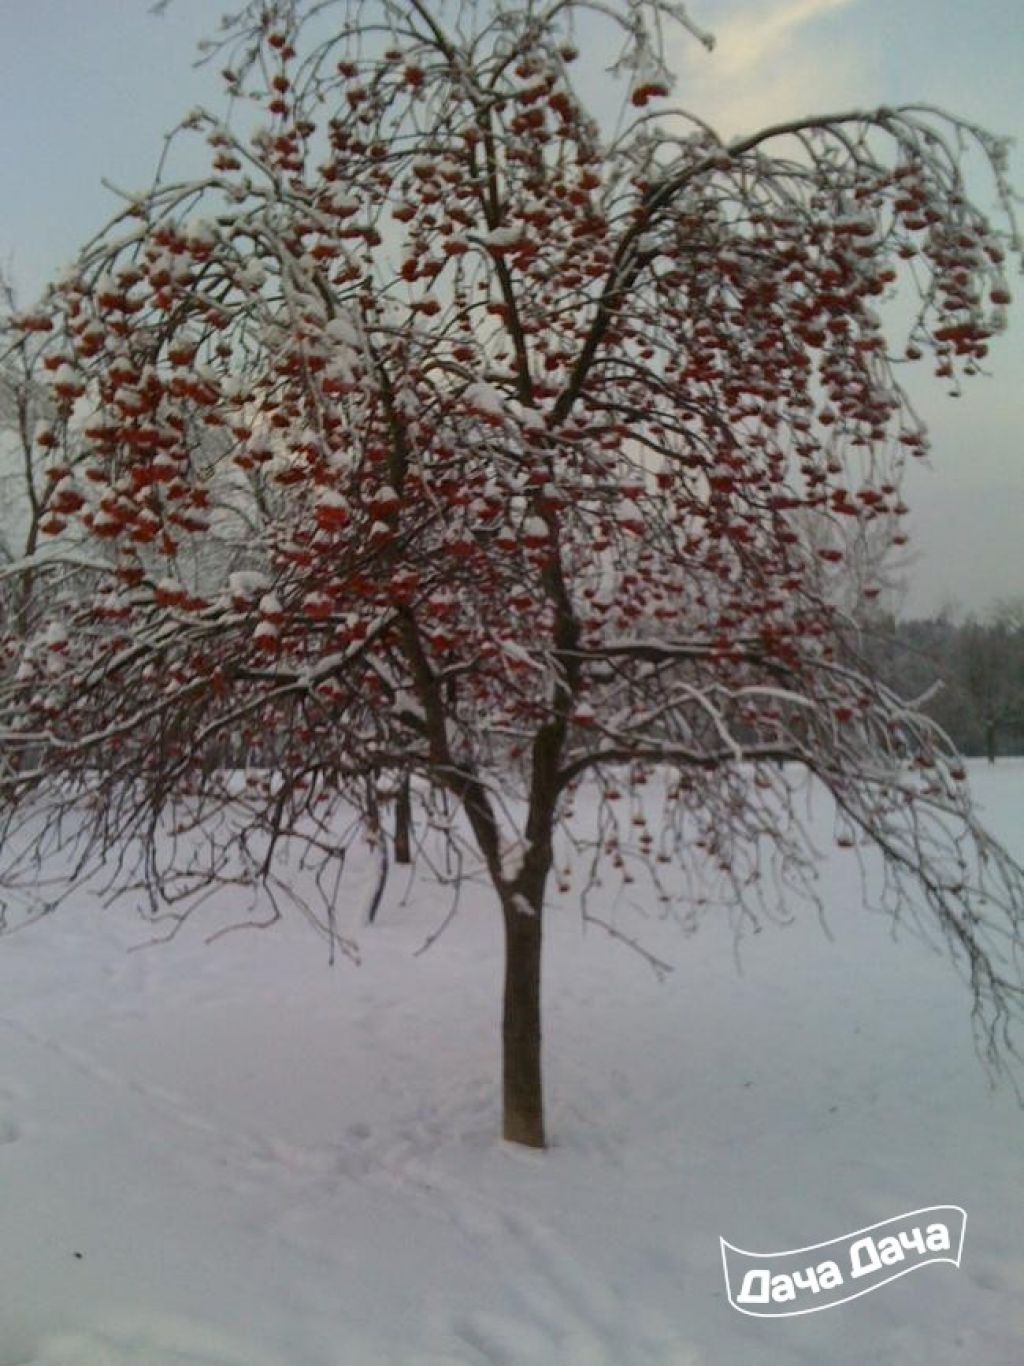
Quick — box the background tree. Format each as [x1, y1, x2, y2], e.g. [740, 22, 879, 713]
[856, 602, 1024, 759]
[1, 0, 1023, 1149]
[954, 606, 1024, 762]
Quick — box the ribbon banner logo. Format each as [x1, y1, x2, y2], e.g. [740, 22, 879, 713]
[721, 1205, 967, 1318]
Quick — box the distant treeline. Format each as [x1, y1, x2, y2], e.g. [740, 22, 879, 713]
[858, 603, 1024, 760]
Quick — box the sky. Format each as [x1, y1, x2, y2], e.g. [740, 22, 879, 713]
[2, 0, 1022, 618]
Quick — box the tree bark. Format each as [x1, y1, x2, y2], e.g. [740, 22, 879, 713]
[501, 884, 546, 1148]
[394, 770, 412, 864]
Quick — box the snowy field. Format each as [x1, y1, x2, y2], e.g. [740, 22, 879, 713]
[1, 763, 1022, 1365]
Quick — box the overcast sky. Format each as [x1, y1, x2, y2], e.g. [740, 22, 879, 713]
[3, 0, 1022, 618]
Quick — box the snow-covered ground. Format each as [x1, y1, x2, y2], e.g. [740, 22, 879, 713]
[1, 763, 1022, 1365]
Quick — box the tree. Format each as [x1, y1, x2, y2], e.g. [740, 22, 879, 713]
[1, 0, 1023, 1148]
[953, 610, 1024, 762]
[859, 605, 1024, 760]
[0, 270, 78, 642]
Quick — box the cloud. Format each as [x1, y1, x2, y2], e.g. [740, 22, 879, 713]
[669, 0, 869, 137]
[711, 0, 858, 79]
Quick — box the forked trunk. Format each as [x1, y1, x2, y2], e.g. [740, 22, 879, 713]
[501, 881, 546, 1148]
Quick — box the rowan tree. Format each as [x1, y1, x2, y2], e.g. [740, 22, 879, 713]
[2, 0, 1023, 1148]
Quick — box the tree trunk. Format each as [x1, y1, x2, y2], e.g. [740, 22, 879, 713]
[985, 715, 996, 765]
[394, 770, 412, 864]
[501, 886, 546, 1148]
